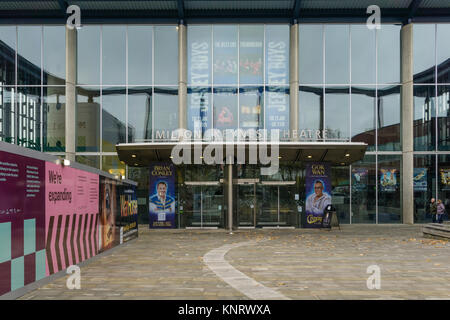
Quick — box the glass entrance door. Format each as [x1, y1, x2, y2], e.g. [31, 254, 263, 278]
[256, 182, 297, 227]
[183, 182, 223, 228]
[237, 184, 256, 227]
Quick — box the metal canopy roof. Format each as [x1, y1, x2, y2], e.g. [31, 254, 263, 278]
[116, 141, 368, 167]
[1, 0, 450, 23]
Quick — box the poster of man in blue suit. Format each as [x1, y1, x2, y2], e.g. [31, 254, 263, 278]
[149, 163, 176, 228]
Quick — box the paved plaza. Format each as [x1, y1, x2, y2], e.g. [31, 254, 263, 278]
[18, 225, 450, 300]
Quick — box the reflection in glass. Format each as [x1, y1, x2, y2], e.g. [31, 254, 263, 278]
[188, 25, 212, 86]
[239, 25, 264, 85]
[413, 154, 435, 223]
[351, 154, 376, 223]
[102, 87, 126, 152]
[213, 25, 238, 85]
[76, 86, 100, 152]
[43, 26, 65, 85]
[153, 87, 178, 140]
[0, 26, 16, 85]
[413, 85, 435, 151]
[128, 87, 152, 143]
[77, 26, 100, 85]
[102, 26, 126, 86]
[325, 87, 349, 140]
[378, 25, 400, 84]
[377, 85, 401, 151]
[265, 25, 289, 85]
[17, 87, 41, 150]
[213, 87, 238, 131]
[378, 155, 401, 223]
[413, 24, 435, 83]
[299, 25, 323, 84]
[437, 85, 450, 150]
[0, 86, 15, 143]
[299, 86, 322, 139]
[325, 25, 349, 84]
[76, 155, 100, 169]
[128, 166, 150, 224]
[43, 87, 65, 152]
[128, 26, 152, 85]
[239, 87, 263, 132]
[18, 26, 41, 86]
[102, 155, 126, 178]
[154, 26, 178, 85]
[351, 25, 375, 84]
[187, 87, 211, 139]
[351, 87, 375, 150]
[331, 166, 350, 224]
[265, 86, 289, 134]
[437, 24, 450, 84]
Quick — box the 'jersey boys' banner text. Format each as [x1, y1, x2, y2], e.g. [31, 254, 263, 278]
[149, 163, 176, 228]
[304, 162, 332, 228]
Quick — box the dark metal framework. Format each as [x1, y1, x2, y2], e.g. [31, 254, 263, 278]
[0, 0, 449, 24]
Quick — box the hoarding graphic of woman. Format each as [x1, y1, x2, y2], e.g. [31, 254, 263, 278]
[100, 178, 117, 251]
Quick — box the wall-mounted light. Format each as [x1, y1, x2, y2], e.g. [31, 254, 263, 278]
[345, 153, 350, 157]
[307, 155, 312, 159]
[131, 154, 136, 158]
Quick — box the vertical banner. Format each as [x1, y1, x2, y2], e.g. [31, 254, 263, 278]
[351, 168, 368, 191]
[118, 184, 138, 242]
[304, 162, 332, 228]
[99, 177, 118, 252]
[149, 163, 176, 228]
[0, 151, 45, 295]
[439, 168, 450, 190]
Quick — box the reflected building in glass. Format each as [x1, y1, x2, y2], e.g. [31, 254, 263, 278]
[1, 1, 450, 228]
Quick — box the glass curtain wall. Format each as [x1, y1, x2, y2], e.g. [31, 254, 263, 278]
[413, 24, 450, 219]
[299, 24, 401, 223]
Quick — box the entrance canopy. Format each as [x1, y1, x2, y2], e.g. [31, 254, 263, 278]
[116, 141, 367, 167]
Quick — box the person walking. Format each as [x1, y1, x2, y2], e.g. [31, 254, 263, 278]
[430, 198, 437, 223]
[437, 199, 445, 224]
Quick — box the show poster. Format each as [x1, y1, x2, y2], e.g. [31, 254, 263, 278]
[265, 87, 289, 132]
[0, 150, 45, 295]
[99, 176, 119, 252]
[187, 88, 211, 137]
[440, 168, 450, 190]
[352, 168, 368, 192]
[304, 162, 332, 228]
[45, 163, 99, 275]
[239, 88, 263, 131]
[413, 168, 428, 192]
[379, 168, 398, 192]
[118, 184, 138, 242]
[149, 163, 176, 229]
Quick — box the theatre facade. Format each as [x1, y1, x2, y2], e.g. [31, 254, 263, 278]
[1, 0, 450, 228]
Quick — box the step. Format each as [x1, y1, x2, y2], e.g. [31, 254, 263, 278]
[422, 223, 450, 240]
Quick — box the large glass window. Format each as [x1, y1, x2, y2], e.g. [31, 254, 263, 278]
[18, 26, 41, 86]
[377, 85, 401, 151]
[413, 24, 435, 84]
[414, 154, 436, 223]
[153, 87, 178, 140]
[154, 26, 178, 85]
[378, 155, 401, 223]
[351, 155, 376, 223]
[213, 87, 238, 131]
[128, 87, 152, 143]
[128, 26, 152, 86]
[77, 26, 100, 86]
[102, 26, 126, 86]
[102, 155, 126, 178]
[76, 86, 100, 152]
[325, 86, 349, 140]
[188, 25, 212, 86]
[43, 87, 65, 152]
[299, 25, 323, 84]
[437, 85, 450, 150]
[265, 86, 289, 133]
[0, 86, 15, 143]
[239, 87, 263, 131]
[43, 26, 65, 85]
[17, 86, 41, 150]
[299, 86, 322, 139]
[239, 25, 264, 85]
[187, 87, 211, 137]
[351, 25, 375, 84]
[351, 86, 375, 150]
[377, 25, 400, 84]
[325, 25, 349, 84]
[102, 87, 126, 152]
[213, 25, 238, 85]
[0, 26, 16, 85]
[414, 85, 435, 151]
[437, 24, 450, 84]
